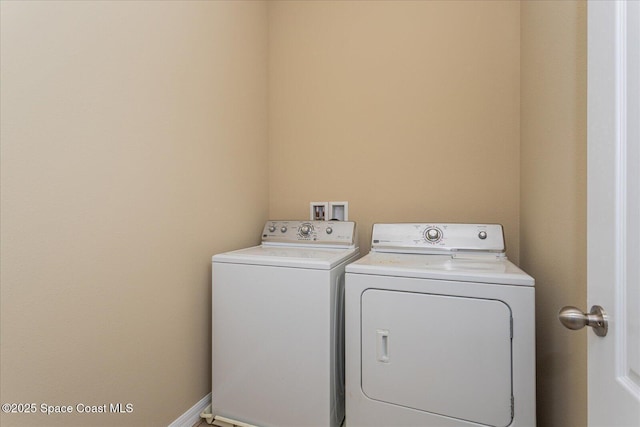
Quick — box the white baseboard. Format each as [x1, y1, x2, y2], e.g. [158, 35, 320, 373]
[168, 393, 211, 427]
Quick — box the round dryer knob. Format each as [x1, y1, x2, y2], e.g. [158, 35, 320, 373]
[300, 225, 312, 236]
[326, 227, 333, 235]
[268, 226, 276, 233]
[281, 226, 287, 233]
[478, 231, 487, 240]
[425, 227, 442, 242]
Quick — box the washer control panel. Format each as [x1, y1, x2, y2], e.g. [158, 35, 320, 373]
[262, 220, 356, 247]
[371, 223, 505, 254]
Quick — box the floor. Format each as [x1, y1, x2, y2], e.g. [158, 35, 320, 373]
[191, 418, 347, 427]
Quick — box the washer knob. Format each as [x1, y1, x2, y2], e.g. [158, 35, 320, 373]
[425, 227, 441, 242]
[326, 227, 333, 235]
[281, 226, 287, 233]
[478, 231, 488, 240]
[300, 225, 312, 236]
[268, 225, 276, 233]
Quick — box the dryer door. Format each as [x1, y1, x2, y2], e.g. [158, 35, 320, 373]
[361, 290, 513, 427]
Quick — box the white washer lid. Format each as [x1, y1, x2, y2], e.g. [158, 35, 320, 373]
[212, 245, 359, 270]
[346, 252, 534, 286]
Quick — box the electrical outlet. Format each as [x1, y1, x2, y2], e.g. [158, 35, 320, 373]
[310, 202, 328, 221]
[329, 201, 348, 221]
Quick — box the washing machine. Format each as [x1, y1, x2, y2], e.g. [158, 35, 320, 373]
[212, 220, 359, 427]
[345, 223, 535, 427]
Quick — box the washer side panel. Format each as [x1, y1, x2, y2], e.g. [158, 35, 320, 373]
[213, 263, 330, 427]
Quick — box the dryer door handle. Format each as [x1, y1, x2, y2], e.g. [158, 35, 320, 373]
[376, 329, 390, 363]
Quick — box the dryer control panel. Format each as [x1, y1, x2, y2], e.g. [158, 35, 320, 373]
[371, 223, 505, 255]
[262, 220, 356, 248]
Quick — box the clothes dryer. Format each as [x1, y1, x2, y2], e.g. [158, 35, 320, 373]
[212, 220, 358, 427]
[345, 223, 535, 427]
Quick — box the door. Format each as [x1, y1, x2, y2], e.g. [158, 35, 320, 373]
[361, 289, 513, 427]
[587, 1, 640, 425]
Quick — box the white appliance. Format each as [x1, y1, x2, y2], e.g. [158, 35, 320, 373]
[212, 220, 359, 427]
[345, 223, 536, 427]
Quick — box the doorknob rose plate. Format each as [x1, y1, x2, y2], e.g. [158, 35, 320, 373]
[558, 305, 608, 337]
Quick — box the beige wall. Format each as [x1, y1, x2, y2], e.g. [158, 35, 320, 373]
[0, 1, 268, 426]
[520, 1, 587, 426]
[270, 1, 588, 425]
[268, 0, 522, 261]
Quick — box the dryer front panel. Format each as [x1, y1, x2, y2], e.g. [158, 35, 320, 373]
[361, 290, 513, 427]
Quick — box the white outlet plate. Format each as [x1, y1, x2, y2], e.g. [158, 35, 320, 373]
[329, 201, 349, 221]
[310, 202, 329, 221]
